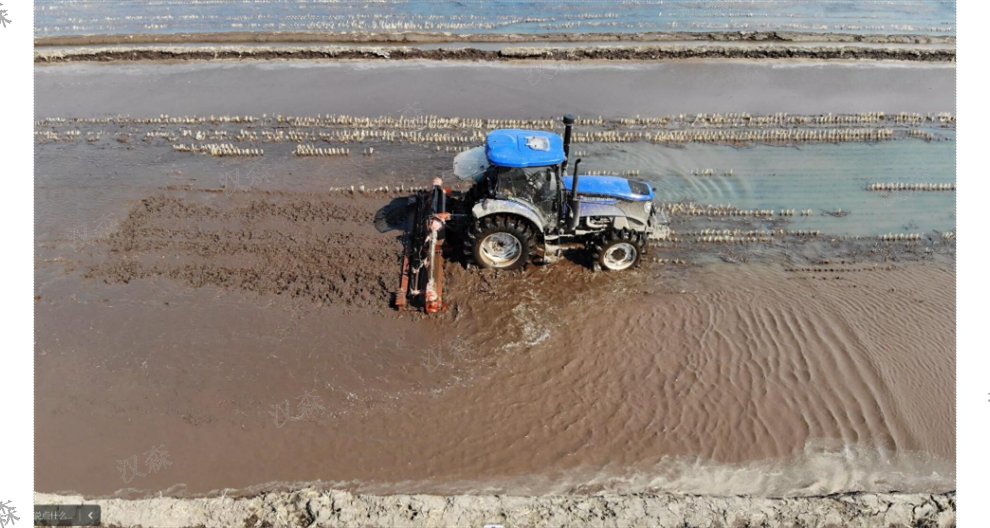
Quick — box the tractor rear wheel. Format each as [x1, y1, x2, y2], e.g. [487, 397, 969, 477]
[592, 229, 646, 271]
[469, 215, 536, 270]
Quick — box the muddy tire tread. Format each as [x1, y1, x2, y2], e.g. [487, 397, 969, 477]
[467, 214, 537, 270]
[591, 228, 646, 270]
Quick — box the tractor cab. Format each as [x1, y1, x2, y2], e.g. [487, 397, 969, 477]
[455, 127, 659, 228]
[454, 129, 567, 226]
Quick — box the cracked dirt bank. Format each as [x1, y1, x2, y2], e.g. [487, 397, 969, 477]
[36, 489, 955, 527]
[34, 43, 955, 64]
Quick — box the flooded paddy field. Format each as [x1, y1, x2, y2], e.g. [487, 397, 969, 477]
[36, 0, 955, 38]
[35, 57, 955, 510]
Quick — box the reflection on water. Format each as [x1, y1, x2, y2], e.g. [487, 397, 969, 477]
[579, 136, 956, 236]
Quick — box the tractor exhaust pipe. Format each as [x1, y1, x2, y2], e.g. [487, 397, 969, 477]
[561, 114, 575, 176]
[562, 114, 575, 158]
[568, 159, 582, 231]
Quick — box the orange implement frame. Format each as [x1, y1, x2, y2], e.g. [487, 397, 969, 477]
[394, 184, 449, 314]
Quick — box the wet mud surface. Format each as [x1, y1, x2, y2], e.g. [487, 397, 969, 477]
[88, 194, 396, 312]
[36, 184, 956, 500]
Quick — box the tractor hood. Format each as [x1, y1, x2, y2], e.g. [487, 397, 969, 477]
[485, 129, 566, 168]
[563, 175, 655, 202]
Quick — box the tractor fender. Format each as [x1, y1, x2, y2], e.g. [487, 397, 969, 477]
[472, 199, 545, 233]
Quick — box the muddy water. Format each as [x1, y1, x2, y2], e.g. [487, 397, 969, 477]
[35, 208, 957, 497]
[35, 60, 955, 498]
[440, 261, 956, 496]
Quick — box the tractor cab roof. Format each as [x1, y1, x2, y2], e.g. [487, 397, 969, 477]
[485, 129, 565, 168]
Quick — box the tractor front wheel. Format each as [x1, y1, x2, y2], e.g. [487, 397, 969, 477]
[469, 215, 536, 270]
[592, 229, 646, 271]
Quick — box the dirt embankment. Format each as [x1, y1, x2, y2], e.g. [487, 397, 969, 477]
[34, 30, 956, 47]
[34, 44, 956, 64]
[36, 489, 955, 527]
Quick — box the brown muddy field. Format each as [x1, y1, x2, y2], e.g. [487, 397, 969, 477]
[37, 186, 955, 499]
[35, 60, 955, 506]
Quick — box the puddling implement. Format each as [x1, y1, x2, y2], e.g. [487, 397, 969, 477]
[395, 115, 670, 313]
[396, 178, 450, 314]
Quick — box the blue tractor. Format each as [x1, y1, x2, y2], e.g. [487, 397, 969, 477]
[396, 115, 669, 313]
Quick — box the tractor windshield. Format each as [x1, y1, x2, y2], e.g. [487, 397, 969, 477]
[453, 147, 490, 181]
[495, 166, 558, 221]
